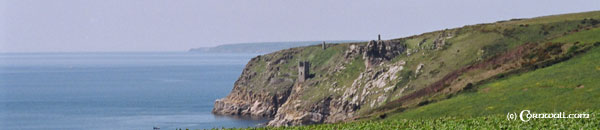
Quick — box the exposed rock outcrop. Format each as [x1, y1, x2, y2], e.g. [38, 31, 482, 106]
[432, 30, 453, 50]
[212, 50, 298, 118]
[363, 40, 406, 68]
[212, 87, 291, 117]
[266, 40, 407, 126]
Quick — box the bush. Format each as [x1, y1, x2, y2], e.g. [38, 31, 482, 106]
[481, 42, 508, 59]
[590, 18, 599, 25]
[567, 45, 579, 54]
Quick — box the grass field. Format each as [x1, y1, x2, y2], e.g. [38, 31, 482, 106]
[220, 109, 598, 130]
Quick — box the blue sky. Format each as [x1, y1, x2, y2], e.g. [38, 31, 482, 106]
[1, 0, 599, 52]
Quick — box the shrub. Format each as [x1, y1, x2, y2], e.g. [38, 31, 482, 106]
[481, 42, 508, 59]
[567, 45, 579, 54]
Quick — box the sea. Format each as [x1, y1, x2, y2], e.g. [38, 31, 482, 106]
[0, 52, 269, 130]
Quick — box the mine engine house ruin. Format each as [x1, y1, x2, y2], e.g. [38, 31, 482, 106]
[297, 61, 310, 83]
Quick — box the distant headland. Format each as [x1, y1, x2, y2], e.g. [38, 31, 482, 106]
[189, 41, 361, 54]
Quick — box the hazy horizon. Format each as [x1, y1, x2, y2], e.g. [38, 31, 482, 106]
[1, 0, 599, 52]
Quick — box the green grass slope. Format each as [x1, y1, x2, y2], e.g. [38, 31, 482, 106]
[390, 45, 600, 119]
[388, 26, 600, 119]
[382, 10, 600, 106]
[212, 11, 600, 129]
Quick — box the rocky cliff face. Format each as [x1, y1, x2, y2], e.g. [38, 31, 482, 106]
[364, 40, 406, 68]
[212, 50, 298, 118]
[212, 87, 289, 118]
[213, 40, 409, 126]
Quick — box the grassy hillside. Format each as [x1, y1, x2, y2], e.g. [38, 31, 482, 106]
[257, 13, 599, 129]
[390, 45, 600, 119]
[224, 45, 600, 130]
[211, 10, 600, 129]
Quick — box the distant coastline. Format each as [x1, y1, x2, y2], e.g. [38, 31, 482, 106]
[189, 40, 361, 54]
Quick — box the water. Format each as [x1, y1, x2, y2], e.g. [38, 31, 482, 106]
[0, 52, 268, 130]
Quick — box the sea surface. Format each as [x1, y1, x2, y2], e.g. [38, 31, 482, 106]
[0, 52, 268, 130]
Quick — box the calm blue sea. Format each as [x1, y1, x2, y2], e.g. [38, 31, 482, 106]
[0, 52, 268, 130]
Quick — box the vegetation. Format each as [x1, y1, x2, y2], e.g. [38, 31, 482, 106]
[211, 10, 600, 129]
[210, 46, 600, 129]
[389, 46, 600, 119]
[208, 109, 598, 130]
[388, 11, 600, 102]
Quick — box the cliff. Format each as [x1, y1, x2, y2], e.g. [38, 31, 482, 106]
[213, 11, 600, 126]
[213, 39, 408, 125]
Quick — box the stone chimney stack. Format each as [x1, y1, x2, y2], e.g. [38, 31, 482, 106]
[378, 34, 381, 41]
[322, 41, 326, 50]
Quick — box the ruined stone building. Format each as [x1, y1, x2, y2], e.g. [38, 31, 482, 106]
[298, 61, 310, 82]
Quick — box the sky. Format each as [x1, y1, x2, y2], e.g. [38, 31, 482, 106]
[0, 0, 598, 52]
